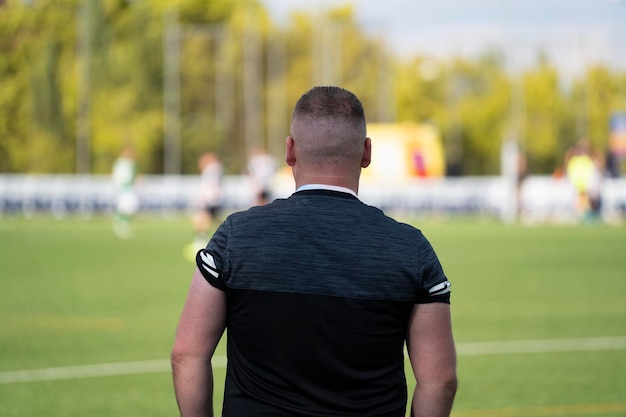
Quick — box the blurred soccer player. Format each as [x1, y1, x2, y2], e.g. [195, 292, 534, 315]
[565, 139, 603, 221]
[191, 152, 223, 249]
[112, 146, 138, 238]
[172, 86, 457, 417]
[246, 146, 277, 206]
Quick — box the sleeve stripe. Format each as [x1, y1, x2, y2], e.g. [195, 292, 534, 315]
[202, 264, 219, 278]
[428, 281, 451, 296]
[199, 250, 220, 278]
[200, 251, 217, 269]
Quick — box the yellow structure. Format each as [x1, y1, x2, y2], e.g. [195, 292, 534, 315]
[364, 123, 445, 180]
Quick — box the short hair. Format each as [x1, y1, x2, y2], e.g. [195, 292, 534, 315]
[291, 86, 367, 159]
[293, 86, 365, 124]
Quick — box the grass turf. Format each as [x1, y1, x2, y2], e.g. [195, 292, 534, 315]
[0, 215, 624, 416]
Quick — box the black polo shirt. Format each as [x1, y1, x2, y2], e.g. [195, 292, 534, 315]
[197, 189, 451, 417]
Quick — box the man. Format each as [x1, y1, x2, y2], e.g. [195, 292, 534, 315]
[172, 86, 457, 417]
[112, 146, 138, 238]
[183, 152, 224, 262]
[246, 146, 277, 206]
[190, 152, 224, 253]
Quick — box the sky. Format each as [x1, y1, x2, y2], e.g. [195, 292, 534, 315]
[261, 0, 626, 76]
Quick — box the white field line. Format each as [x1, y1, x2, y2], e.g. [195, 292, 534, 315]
[0, 356, 227, 384]
[456, 336, 626, 356]
[1, 336, 625, 384]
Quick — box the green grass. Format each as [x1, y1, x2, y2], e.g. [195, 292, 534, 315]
[0, 216, 625, 417]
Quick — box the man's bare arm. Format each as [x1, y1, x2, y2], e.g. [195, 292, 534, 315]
[172, 268, 226, 417]
[407, 302, 457, 417]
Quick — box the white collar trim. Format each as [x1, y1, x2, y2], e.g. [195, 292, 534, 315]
[296, 184, 357, 197]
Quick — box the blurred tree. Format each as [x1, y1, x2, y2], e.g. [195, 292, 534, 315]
[522, 56, 567, 174]
[586, 66, 626, 155]
[0, 0, 625, 177]
[0, 3, 32, 172]
[442, 54, 512, 175]
[0, 1, 77, 172]
[395, 57, 447, 124]
[177, 0, 271, 174]
[28, 40, 74, 172]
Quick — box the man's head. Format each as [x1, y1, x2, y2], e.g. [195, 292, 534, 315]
[286, 86, 371, 191]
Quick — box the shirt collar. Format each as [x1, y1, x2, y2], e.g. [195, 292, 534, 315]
[295, 184, 357, 197]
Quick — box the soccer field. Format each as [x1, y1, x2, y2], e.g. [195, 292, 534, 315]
[0, 216, 625, 417]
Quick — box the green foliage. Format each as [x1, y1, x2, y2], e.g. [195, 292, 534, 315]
[0, 1, 76, 172]
[452, 55, 512, 174]
[523, 59, 567, 173]
[395, 57, 447, 124]
[587, 66, 626, 150]
[1, 0, 625, 175]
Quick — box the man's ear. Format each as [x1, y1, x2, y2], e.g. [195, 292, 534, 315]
[285, 136, 296, 166]
[360, 137, 372, 168]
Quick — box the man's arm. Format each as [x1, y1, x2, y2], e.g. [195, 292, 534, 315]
[172, 268, 227, 417]
[407, 302, 457, 417]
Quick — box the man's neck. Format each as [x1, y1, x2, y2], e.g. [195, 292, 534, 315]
[294, 173, 359, 195]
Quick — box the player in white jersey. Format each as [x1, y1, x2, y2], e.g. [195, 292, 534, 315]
[184, 152, 223, 260]
[112, 147, 138, 238]
[246, 146, 276, 206]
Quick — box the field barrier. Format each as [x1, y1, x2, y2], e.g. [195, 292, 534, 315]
[0, 174, 624, 224]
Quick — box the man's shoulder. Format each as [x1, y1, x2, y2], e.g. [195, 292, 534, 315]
[363, 206, 424, 235]
[225, 198, 290, 223]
